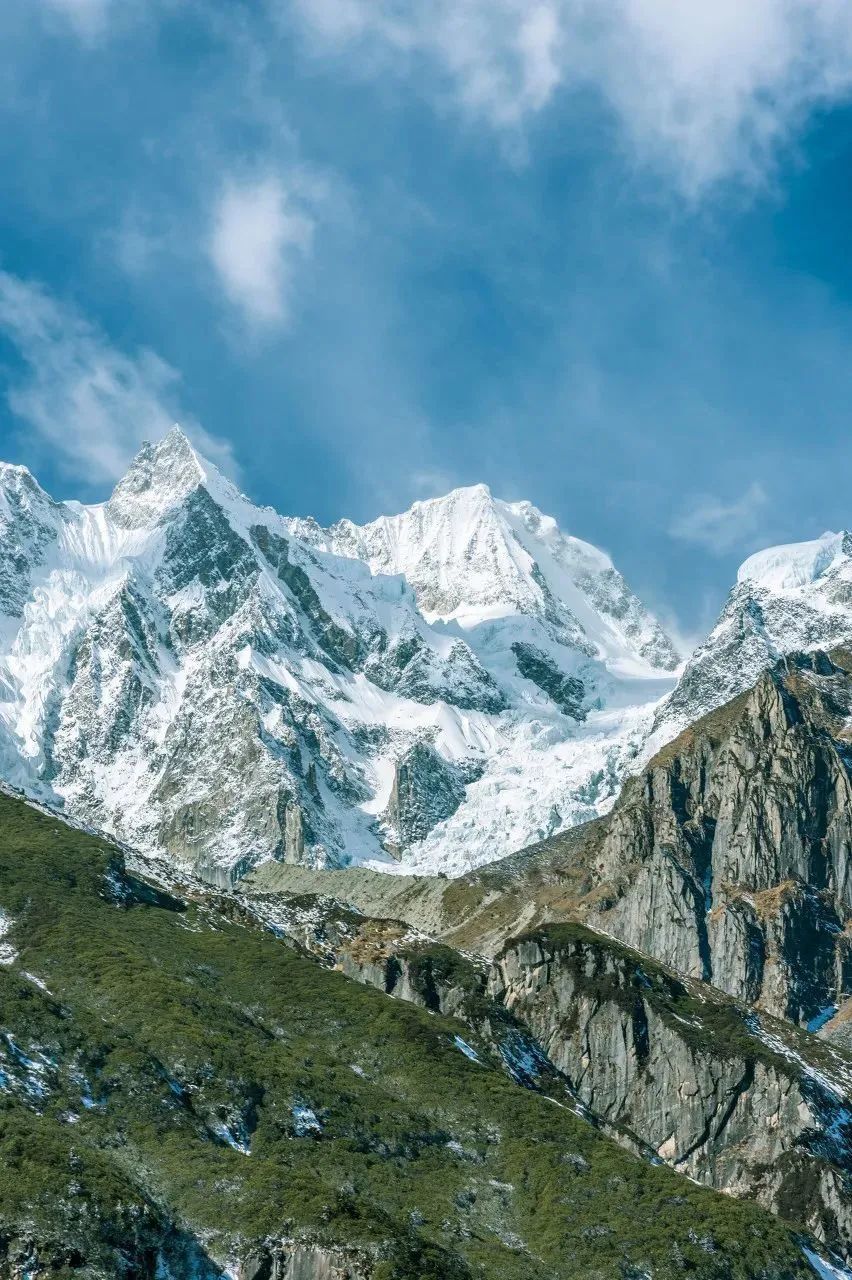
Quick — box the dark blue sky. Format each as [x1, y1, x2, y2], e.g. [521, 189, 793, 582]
[3, 1, 852, 640]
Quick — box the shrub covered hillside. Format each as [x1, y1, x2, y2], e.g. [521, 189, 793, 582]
[0, 792, 823, 1279]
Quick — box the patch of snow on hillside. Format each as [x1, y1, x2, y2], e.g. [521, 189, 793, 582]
[803, 1246, 852, 1279]
[0, 909, 17, 965]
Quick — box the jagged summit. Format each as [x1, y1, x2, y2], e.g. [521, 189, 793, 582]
[328, 481, 543, 620]
[0, 458, 45, 486]
[5, 422, 852, 885]
[0, 458, 61, 514]
[738, 529, 852, 590]
[105, 426, 230, 529]
[21, 424, 852, 883]
[651, 527, 852, 748]
[320, 483, 680, 673]
[0, 432, 684, 880]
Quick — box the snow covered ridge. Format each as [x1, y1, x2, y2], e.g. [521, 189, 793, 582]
[0, 425, 850, 882]
[293, 482, 680, 672]
[0, 427, 688, 880]
[649, 526, 852, 752]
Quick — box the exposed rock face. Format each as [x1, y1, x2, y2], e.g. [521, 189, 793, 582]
[247, 653, 852, 1025]
[258, 882, 852, 1261]
[382, 742, 465, 855]
[365, 630, 507, 714]
[269, 645, 852, 1268]
[237, 1244, 374, 1280]
[585, 651, 852, 1024]
[511, 641, 586, 719]
[241, 652, 852, 1256]
[826, 999, 852, 1053]
[487, 926, 852, 1259]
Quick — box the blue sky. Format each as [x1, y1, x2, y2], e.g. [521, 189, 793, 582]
[3, 1, 852, 638]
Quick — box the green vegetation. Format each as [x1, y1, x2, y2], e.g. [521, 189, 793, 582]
[0, 793, 817, 1277]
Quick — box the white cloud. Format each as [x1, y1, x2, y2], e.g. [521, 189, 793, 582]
[292, 0, 564, 129]
[669, 482, 768, 554]
[409, 465, 460, 498]
[39, 0, 111, 41]
[0, 271, 237, 485]
[290, 0, 852, 192]
[208, 177, 315, 328]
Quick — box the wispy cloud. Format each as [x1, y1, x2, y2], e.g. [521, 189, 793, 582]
[38, 0, 111, 42]
[291, 0, 564, 129]
[0, 271, 237, 485]
[289, 0, 852, 193]
[409, 466, 461, 500]
[208, 176, 315, 328]
[669, 482, 768, 555]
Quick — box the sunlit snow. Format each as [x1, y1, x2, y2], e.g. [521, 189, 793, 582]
[0, 428, 683, 879]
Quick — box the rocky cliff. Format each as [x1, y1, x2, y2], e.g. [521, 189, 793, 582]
[0, 788, 824, 1280]
[583, 650, 852, 1025]
[338, 648, 852, 1025]
[489, 925, 852, 1260]
[243, 651, 852, 1258]
[264, 894, 852, 1261]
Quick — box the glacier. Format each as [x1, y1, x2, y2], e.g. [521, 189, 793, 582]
[2, 426, 851, 882]
[0, 428, 683, 880]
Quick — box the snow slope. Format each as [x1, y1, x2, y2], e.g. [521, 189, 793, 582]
[0, 429, 682, 880]
[650, 528, 852, 752]
[300, 482, 678, 672]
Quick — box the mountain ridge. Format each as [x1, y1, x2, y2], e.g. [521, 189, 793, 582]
[0, 429, 681, 881]
[3, 433, 852, 1272]
[0, 781, 833, 1280]
[650, 526, 852, 753]
[4, 428, 852, 887]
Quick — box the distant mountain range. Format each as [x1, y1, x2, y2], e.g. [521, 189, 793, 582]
[1, 426, 852, 886]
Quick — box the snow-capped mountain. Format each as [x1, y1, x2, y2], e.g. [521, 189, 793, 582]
[0, 428, 681, 880]
[650, 529, 852, 749]
[295, 483, 678, 667]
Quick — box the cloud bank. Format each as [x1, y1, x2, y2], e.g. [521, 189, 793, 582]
[291, 0, 852, 192]
[39, 0, 111, 41]
[669, 481, 768, 554]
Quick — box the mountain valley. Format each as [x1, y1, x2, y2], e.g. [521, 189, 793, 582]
[1, 430, 852, 1277]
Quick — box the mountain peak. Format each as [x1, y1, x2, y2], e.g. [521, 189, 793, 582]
[0, 459, 58, 511]
[339, 481, 531, 621]
[323, 484, 679, 671]
[391, 483, 498, 531]
[736, 529, 852, 592]
[418, 482, 493, 506]
[158, 423, 199, 459]
[105, 426, 217, 529]
[652, 527, 852, 749]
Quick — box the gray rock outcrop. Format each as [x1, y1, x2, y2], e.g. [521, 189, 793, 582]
[488, 925, 852, 1258]
[382, 742, 465, 856]
[585, 651, 852, 1023]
